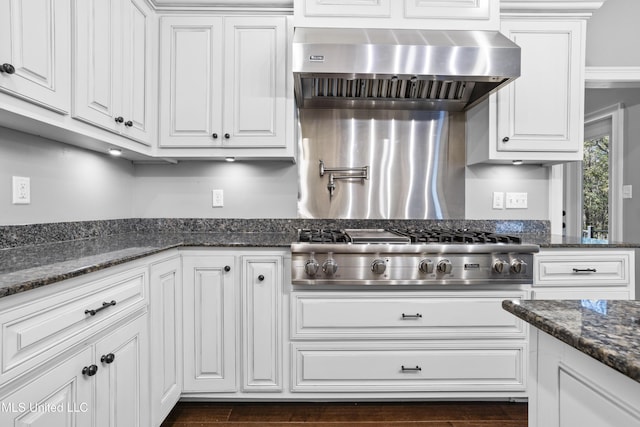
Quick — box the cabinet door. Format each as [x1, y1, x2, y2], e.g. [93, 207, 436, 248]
[241, 256, 282, 391]
[73, 0, 122, 132]
[183, 255, 237, 392]
[94, 314, 150, 427]
[222, 17, 287, 148]
[159, 16, 224, 148]
[497, 19, 584, 153]
[120, 0, 153, 144]
[0, 347, 93, 426]
[0, 0, 70, 113]
[149, 256, 182, 426]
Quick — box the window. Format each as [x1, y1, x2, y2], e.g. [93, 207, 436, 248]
[564, 104, 624, 242]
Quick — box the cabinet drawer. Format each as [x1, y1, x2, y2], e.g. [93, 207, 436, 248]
[291, 291, 528, 340]
[291, 342, 526, 392]
[534, 251, 632, 287]
[0, 266, 147, 380]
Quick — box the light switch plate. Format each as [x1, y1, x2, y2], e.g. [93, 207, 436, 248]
[622, 185, 632, 199]
[506, 192, 527, 209]
[212, 189, 224, 207]
[12, 176, 31, 204]
[492, 192, 504, 209]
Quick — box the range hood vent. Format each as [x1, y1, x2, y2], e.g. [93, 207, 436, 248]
[293, 28, 521, 112]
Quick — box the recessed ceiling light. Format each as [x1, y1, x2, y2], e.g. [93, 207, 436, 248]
[225, 157, 235, 162]
[512, 160, 523, 165]
[108, 148, 123, 156]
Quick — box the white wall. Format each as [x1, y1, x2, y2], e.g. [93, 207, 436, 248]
[132, 160, 298, 218]
[465, 164, 550, 220]
[0, 127, 135, 225]
[586, 0, 640, 66]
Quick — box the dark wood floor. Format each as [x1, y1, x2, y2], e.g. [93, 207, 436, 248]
[161, 401, 527, 426]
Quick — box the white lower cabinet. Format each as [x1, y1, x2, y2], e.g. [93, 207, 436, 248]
[182, 253, 237, 392]
[530, 328, 640, 427]
[241, 255, 282, 392]
[0, 262, 150, 427]
[289, 289, 529, 397]
[181, 250, 284, 396]
[0, 347, 93, 426]
[149, 254, 182, 426]
[532, 249, 635, 299]
[94, 313, 150, 427]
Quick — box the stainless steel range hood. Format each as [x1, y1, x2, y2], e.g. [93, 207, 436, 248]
[293, 27, 521, 112]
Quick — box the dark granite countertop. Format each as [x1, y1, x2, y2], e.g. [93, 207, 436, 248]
[0, 232, 296, 299]
[0, 218, 637, 301]
[502, 299, 640, 383]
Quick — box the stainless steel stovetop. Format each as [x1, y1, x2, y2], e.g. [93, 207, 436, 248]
[291, 228, 539, 286]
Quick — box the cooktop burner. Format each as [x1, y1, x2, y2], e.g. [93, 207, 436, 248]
[390, 229, 523, 244]
[297, 228, 522, 244]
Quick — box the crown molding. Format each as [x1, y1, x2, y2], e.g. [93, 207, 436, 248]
[501, 0, 607, 15]
[585, 66, 640, 88]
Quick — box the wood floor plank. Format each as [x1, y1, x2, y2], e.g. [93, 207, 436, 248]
[161, 402, 527, 427]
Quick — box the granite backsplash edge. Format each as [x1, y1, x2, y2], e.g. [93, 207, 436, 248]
[0, 218, 550, 250]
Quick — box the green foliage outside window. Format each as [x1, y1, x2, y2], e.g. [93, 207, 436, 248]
[582, 136, 609, 240]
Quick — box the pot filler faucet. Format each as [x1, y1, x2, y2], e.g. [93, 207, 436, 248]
[319, 160, 369, 200]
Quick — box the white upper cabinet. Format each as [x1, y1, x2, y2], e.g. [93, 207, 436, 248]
[73, 0, 154, 145]
[466, 18, 586, 165]
[294, 0, 499, 30]
[158, 15, 293, 158]
[0, 0, 71, 113]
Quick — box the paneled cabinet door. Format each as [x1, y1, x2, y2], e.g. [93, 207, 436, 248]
[223, 17, 287, 148]
[182, 255, 237, 392]
[159, 16, 287, 149]
[0, 347, 93, 426]
[149, 255, 183, 426]
[73, 0, 152, 144]
[242, 256, 282, 391]
[496, 19, 584, 155]
[0, 0, 71, 113]
[295, 0, 497, 30]
[94, 314, 150, 427]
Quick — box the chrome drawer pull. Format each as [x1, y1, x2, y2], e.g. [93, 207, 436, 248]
[85, 300, 116, 316]
[401, 365, 422, 372]
[401, 313, 422, 319]
[573, 268, 597, 273]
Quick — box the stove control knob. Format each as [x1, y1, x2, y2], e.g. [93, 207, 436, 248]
[304, 259, 320, 276]
[322, 259, 338, 275]
[371, 259, 386, 275]
[511, 259, 527, 274]
[418, 259, 434, 274]
[437, 259, 452, 274]
[493, 259, 509, 274]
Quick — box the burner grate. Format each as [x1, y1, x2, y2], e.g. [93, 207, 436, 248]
[298, 229, 349, 243]
[389, 229, 522, 244]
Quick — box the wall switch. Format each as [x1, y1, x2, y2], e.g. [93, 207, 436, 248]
[492, 192, 504, 209]
[12, 176, 31, 205]
[623, 185, 632, 199]
[212, 189, 224, 207]
[506, 192, 527, 209]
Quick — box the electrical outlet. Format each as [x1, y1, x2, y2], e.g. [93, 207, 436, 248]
[12, 176, 31, 205]
[492, 192, 504, 209]
[506, 192, 527, 209]
[212, 189, 224, 207]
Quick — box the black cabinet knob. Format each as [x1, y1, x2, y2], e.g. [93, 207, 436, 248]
[258, 275, 265, 281]
[212, 133, 218, 139]
[124, 120, 133, 127]
[82, 364, 98, 377]
[224, 265, 231, 272]
[224, 133, 230, 139]
[115, 116, 124, 123]
[0, 63, 15, 74]
[101, 353, 115, 364]
[502, 136, 510, 142]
